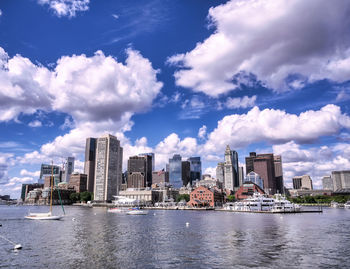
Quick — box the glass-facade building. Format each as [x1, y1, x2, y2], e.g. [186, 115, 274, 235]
[169, 154, 182, 188]
[244, 171, 264, 190]
[188, 157, 202, 184]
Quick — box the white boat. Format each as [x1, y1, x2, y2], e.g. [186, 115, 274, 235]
[108, 207, 129, 213]
[331, 201, 339, 208]
[25, 212, 62, 220]
[126, 208, 148, 215]
[344, 201, 350, 209]
[25, 161, 64, 220]
[224, 192, 300, 213]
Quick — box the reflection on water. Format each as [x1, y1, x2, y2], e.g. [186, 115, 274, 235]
[0, 206, 349, 268]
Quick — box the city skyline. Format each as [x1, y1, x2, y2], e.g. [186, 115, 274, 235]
[1, 0, 350, 199]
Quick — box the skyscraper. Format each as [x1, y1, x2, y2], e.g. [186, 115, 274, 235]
[39, 164, 61, 185]
[216, 162, 225, 184]
[62, 157, 74, 183]
[169, 154, 182, 188]
[188, 157, 202, 185]
[139, 153, 155, 171]
[245, 152, 257, 174]
[238, 166, 244, 186]
[128, 156, 148, 188]
[274, 155, 284, 194]
[252, 154, 276, 194]
[224, 145, 235, 191]
[94, 134, 123, 202]
[182, 161, 191, 186]
[84, 137, 97, 192]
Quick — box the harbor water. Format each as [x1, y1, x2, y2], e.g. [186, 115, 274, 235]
[0, 205, 349, 268]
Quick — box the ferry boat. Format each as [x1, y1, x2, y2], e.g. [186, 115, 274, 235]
[224, 192, 300, 213]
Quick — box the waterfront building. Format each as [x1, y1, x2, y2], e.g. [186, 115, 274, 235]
[235, 182, 265, 200]
[119, 189, 162, 205]
[84, 137, 97, 192]
[288, 189, 333, 197]
[152, 170, 169, 185]
[94, 134, 123, 202]
[39, 164, 61, 185]
[68, 173, 87, 193]
[331, 170, 350, 191]
[169, 154, 182, 188]
[138, 153, 153, 187]
[274, 155, 284, 194]
[182, 161, 191, 186]
[188, 186, 224, 207]
[187, 157, 202, 185]
[62, 157, 75, 183]
[322, 175, 333, 190]
[244, 172, 264, 190]
[21, 183, 44, 201]
[292, 175, 313, 190]
[216, 162, 225, 184]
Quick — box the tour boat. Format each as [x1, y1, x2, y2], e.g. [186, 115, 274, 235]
[126, 208, 148, 215]
[25, 161, 64, 220]
[224, 192, 300, 213]
[344, 201, 350, 209]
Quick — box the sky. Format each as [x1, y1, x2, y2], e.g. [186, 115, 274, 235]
[0, 0, 350, 198]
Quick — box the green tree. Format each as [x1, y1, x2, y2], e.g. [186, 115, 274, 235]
[226, 195, 236, 202]
[176, 194, 190, 202]
[70, 192, 80, 202]
[80, 191, 93, 202]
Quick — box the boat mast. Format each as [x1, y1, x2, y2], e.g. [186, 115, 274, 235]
[50, 160, 54, 213]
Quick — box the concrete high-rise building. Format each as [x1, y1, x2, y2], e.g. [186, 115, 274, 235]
[62, 157, 75, 183]
[84, 138, 97, 192]
[188, 157, 202, 185]
[322, 175, 333, 190]
[274, 155, 284, 193]
[169, 154, 182, 188]
[331, 170, 350, 191]
[238, 166, 244, 186]
[224, 145, 235, 191]
[182, 161, 191, 186]
[245, 152, 257, 174]
[293, 175, 313, 190]
[39, 164, 61, 185]
[69, 173, 87, 193]
[216, 162, 225, 184]
[127, 156, 150, 188]
[253, 154, 276, 195]
[139, 153, 155, 171]
[94, 134, 123, 202]
[127, 172, 145, 189]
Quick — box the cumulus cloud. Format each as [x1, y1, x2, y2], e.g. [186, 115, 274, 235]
[168, 0, 350, 96]
[20, 169, 40, 178]
[272, 141, 350, 189]
[38, 0, 89, 18]
[204, 104, 350, 154]
[1, 47, 162, 162]
[225, 95, 257, 109]
[28, 120, 42, 127]
[198, 125, 207, 140]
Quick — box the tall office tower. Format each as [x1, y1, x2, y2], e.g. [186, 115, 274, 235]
[322, 176, 333, 190]
[84, 137, 97, 192]
[127, 156, 148, 188]
[39, 164, 61, 185]
[293, 175, 313, 190]
[94, 134, 123, 202]
[216, 162, 225, 184]
[238, 166, 244, 186]
[169, 154, 182, 188]
[181, 161, 191, 186]
[62, 157, 75, 183]
[253, 154, 276, 194]
[224, 145, 235, 191]
[231, 150, 239, 187]
[139, 153, 155, 171]
[188, 157, 202, 185]
[274, 155, 284, 193]
[245, 152, 257, 174]
[331, 170, 350, 191]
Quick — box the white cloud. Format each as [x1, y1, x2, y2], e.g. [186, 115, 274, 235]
[38, 0, 89, 18]
[0, 9, 2, 16]
[272, 141, 350, 189]
[225, 95, 256, 109]
[28, 120, 42, 128]
[198, 125, 207, 140]
[336, 89, 350, 102]
[112, 14, 119, 20]
[20, 169, 40, 178]
[168, 0, 350, 96]
[204, 167, 216, 178]
[204, 104, 350, 154]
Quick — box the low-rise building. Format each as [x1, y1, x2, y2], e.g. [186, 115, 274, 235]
[68, 173, 87, 193]
[188, 186, 224, 207]
[235, 182, 265, 200]
[288, 189, 333, 197]
[119, 189, 162, 204]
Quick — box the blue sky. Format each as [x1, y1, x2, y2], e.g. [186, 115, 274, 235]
[1, 0, 350, 198]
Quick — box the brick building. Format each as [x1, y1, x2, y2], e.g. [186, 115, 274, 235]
[188, 186, 224, 207]
[235, 182, 265, 200]
[68, 173, 87, 193]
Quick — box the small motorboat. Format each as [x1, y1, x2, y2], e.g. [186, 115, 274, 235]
[108, 207, 128, 213]
[126, 208, 148, 215]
